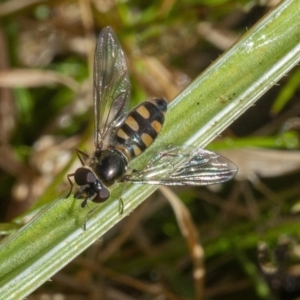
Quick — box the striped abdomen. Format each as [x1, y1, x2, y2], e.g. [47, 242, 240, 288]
[116, 98, 167, 160]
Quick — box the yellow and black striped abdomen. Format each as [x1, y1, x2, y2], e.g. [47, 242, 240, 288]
[116, 98, 167, 159]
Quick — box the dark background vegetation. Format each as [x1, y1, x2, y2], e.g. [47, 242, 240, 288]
[1, 0, 300, 299]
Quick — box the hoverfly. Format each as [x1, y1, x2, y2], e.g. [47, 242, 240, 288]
[67, 26, 237, 218]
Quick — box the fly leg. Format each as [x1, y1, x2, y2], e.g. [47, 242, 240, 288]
[66, 149, 89, 198]
[66, 173, 75, 198]
[75, 148, 90, 165]
[118, 197, 124, 214]
[83, 205, 97, 231]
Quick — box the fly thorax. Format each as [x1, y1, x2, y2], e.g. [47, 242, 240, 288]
[92, 149, 127, 186]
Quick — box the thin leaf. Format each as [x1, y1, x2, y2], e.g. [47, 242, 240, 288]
[0, 69, 80, 92]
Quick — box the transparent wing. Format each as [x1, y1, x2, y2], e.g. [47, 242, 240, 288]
[125, 146, 237, 185]
[94, 26, 130, 148]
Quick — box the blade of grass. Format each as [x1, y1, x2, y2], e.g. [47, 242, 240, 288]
[0, 1, 300, 299]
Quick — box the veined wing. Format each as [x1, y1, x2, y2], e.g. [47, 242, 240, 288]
[125, 146, 237, 185]
[94, 26, 130, 149]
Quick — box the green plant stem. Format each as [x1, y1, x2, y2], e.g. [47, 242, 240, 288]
[0, 1, 300, 299]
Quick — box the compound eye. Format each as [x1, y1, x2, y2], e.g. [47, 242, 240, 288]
[93, 188, 110, 203]
[74, 167, 96, 185]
